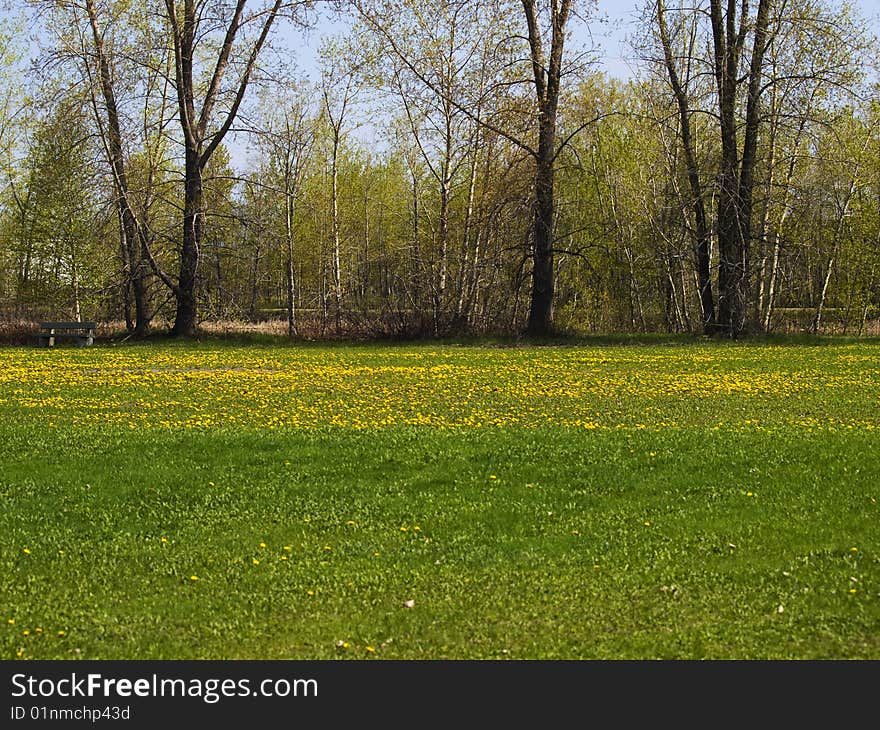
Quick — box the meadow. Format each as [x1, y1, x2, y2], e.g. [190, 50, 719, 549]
[1, 338, 878, 659]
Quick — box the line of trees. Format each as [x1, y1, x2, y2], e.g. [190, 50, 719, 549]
[0, 0, 877, 338]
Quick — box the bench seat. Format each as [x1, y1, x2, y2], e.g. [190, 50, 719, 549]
[37, 322, 97, 347]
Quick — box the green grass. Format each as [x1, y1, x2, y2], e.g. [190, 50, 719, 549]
[1, 340, 878, 659]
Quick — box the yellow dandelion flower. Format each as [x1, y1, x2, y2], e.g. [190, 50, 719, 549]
[252, 559, 260, 565]
[283, 546, 292, 552]
[644, 521, 651, 527]
[7, 619, 14, 625]
[22, 548, 30, 555]
[35, 627, 43, 634]
[22, 630, 29, 636]
[259, 542, 267, 548]
[16, 649, 23, 658]
[307, 590, 314, 596]
[57, 631, 65, 637]
[399, 527, 408, 532]
[323, 546, 332, 551]
[850, 547, 858, 552]
[849, 588, 857, 594]
[365, 646, 376, 653]
[190, 575, 199, 581]
[160, 538, 167, 543]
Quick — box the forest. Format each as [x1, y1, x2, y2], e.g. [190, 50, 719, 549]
[0, 0, 877, 339]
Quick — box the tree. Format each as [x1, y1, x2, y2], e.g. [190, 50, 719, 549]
[162, 0, 291, 336]
[249, 81, 318, 335]
[352, 0, 591, 337]
[6, 98, 110, 320]
[80, 0, 151, 335]
[648, 0, 869, 336]
[656, 0, 715, 331]
[320, 41, 361, 331]
[520, 0, 575, 335]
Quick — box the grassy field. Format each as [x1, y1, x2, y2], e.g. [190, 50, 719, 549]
[1, 338, 878, 659]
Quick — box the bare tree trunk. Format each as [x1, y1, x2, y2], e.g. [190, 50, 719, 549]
[657, 0, 716, 332]
[679, 259, 692, 331]
[456, 145, 479, 323]
[435, 168, 450, 332]
[165, 0, 283, 337]
[84, 0, 149, 335]
[758, 85, 819, 327]
[213, 240, 224, 319]
[409, 168, 422, 326]
[286, 188, 297, 337]
[118, 216, 133, 331]
[763, 228, 782, 331]
[173, 149, 203, 336]
[755, 94, 778, 326]
[361, 182, 370, 307]
[330, 134, 343, 331]
[248, 227, 261, 322]
[858, 266, 875, 336]
[710, 0, 771, 337]
[70, 239, 82, 323]
[523, 0, 571, 336]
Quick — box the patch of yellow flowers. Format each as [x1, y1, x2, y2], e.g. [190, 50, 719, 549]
[0, 344, 877, 432]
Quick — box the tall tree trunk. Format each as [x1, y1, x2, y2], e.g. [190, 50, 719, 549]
[456, 143, 479, 322]
[527, 139, 555, 335]
[249, 236, 260, 323]
[754, 61, 781, 327]
[70, 241, 82, 323]
[410, 167, 422, 325]
[814, 174, 860, 333]
[711, 0, 770, 337]
[763, 227, 782, 331]
[118, 216, 134, 332]
[330, 135, 343, 331]
[85, 0, 149, 335]
[285, 186, 297, 337]
[657, 0, 716, 332]
[436, 168, 451, 331]
[173, 150, 202, 336]
[814, 258, 835, 334]
[165, 0, 283, 337]
[711, 0, 743, 337]
[213, 240, 224, 319]
[523, 0, 570, 337]
[763, 120, 810, 330]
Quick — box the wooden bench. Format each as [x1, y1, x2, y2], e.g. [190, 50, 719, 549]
[37, 321, 97, 347]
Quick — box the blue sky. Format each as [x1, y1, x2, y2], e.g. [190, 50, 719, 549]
[287, 0, 879, 83]
[286, 0, 645, 82]
[236, 0, 877, 168]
